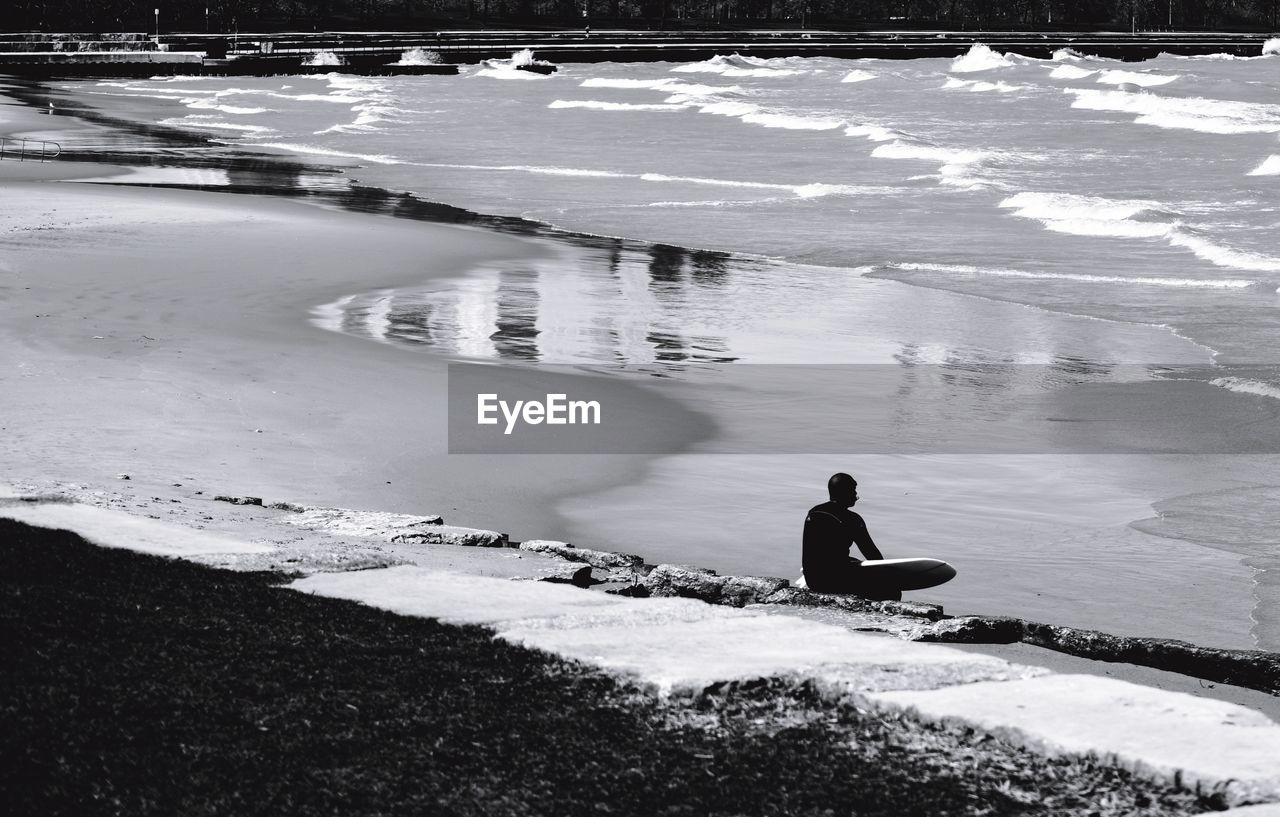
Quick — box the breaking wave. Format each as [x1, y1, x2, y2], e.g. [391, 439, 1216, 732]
[1094, 69, 1179, 87]
[841, 69, 877, 83]
[1000, 192, 1280, 272]
[950, 43, 1015, 73]
[1065, 88, 1280, 134]
[670, 54, 805, 77]
[1049, 64, 1095, 80]
[1211, 377, 1280, 400]
[1248, 155, 1280, 175]
[942, 77, 1027, 93]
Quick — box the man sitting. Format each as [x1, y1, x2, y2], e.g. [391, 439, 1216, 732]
[801, 473, 902, 601]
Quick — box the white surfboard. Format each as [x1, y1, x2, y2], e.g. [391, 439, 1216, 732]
[795, 557, 956, 592]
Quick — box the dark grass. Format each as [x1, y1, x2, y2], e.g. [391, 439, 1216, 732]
[0, 519, 1219, 817]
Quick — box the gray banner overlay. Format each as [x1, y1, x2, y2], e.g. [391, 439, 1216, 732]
[448, 363, 1280, 455]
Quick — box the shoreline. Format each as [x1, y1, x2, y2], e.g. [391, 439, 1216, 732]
[1, 87, 718, 544]
[5, 71, 1276, 650]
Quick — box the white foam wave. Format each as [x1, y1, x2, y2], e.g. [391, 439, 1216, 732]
[475, 65, 543, 80]
[409, 162, 871, 199]
[184, 98, 269, 115]
[1001, 191, 1280, 272]
[1001, 191, 1157, 224]
[1095, 69, 1179, 87]
[1049, 64, 1095, 80]
[158, 116, 274, 134]
[1248, 155, 1280, 176]
[580, 77, 675, 89]
[580, 78, 738, 97]
[871, 141, 990, 189]
[881, 261, 1257, 289]
[549, 99, 689, 112]
[693, 100, 760, 117]
[740, 111, 845, 130]
[1167, 232, 1280, 272]
[1264, 37, 1280, 56]
[670, 54, 804, 77]
[1211, 377, 1280, 400]
[305, 51, 343, 66]
[841, 69, 877, 83]
[396, 47, 441, 65]
[1065, 88, 1280, 135]
[286, 92, 367, 103]
[873, 142, 986, 165]
[148, 74, 218, 82]
[315, 100, 407, 134]
[942, 77, 1026, 93]
[1052, 48, 1088, 62]
[950, 43, 1014, 73]
[844, 124, 900, 142]
[645, 199, 774, 208]
[243, 142, 401, 164]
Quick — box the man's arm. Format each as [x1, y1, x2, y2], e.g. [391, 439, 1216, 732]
[849, 512, 884, 561]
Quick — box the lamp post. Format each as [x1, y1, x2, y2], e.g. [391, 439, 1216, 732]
[154, 7, 160, 38]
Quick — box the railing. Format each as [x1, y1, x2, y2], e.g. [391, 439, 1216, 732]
[0, 137, 62, 163]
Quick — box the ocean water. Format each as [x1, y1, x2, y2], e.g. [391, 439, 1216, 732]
[54, 43, 1280, 649]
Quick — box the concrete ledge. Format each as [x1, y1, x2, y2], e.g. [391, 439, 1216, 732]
[0, 502, 271, 557]
[871, 674, 1280, 808]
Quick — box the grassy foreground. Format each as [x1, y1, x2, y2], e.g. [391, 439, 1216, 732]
[0, 519, 1220, 816]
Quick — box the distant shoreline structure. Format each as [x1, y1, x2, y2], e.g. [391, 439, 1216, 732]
[0, 29, 1277, 77]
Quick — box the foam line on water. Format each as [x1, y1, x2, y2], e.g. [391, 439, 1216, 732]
[1000, 192, 1280, 272]
[158, 116, 275, 134]
[871, 141, 992, 189]
[942, 77, 1028, 93]
[580, 78, 740, 96]
[879, 261, 1259, 289]
[1049, 65, 1095, 80]
[1095, 69, 1179, 87]
[841, 69, 877, 83]
[405, 162, 875, 199]
[549, 100, 691, 112]
[1211, 377, 1280, 400]
[1065, 88, 1280, 135]
[241, 142, 401, 164]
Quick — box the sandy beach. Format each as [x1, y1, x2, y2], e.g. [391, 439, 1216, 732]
[1, 96, 716, 543]
[6, 54, 1280, 815]
[4, 73, 1277, 650]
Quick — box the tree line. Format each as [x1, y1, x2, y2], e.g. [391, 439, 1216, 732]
[6, 0, 1277, 33]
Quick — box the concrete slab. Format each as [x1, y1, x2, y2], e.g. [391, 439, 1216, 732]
[288, 565, 625, 624]
[290, 566, 1035, 695]
[503, 613, 1037, 694]
[872, 674, 1280, 807]
[0, 502, 273, 556]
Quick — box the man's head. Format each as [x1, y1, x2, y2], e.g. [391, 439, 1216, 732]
[828, 472, 858, 507]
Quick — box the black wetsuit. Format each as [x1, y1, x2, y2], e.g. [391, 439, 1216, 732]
[802, 501, 901, 600]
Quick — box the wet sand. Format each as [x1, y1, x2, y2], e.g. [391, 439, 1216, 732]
[0, 112, 705, 540]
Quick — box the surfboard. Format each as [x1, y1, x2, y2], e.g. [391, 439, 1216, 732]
[795, 557, 956, 592]
[858, 557, 956, 591]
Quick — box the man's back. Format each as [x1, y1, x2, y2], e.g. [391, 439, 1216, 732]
[803, 501, 866, 591]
